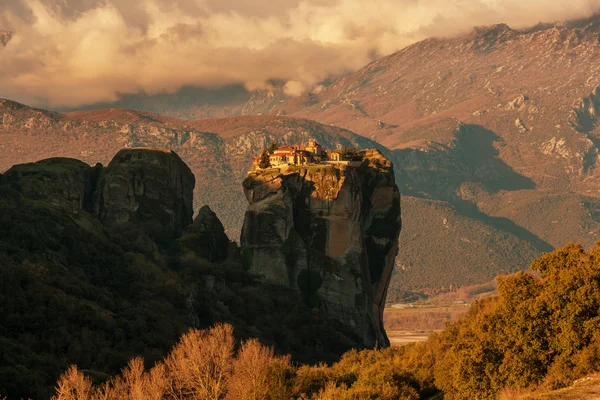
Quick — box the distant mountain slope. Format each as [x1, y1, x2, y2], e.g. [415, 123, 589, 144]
[0, 99, 550, 294]
[276, 17, 600, 154]
[268, 17, 600, 289]
[274, 17, 600, 195]
[274, 17, 600, 197]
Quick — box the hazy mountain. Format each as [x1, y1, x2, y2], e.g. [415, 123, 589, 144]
[59, 84, 289, 121]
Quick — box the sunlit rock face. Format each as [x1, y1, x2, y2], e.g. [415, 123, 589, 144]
[241, 149, 401, 347]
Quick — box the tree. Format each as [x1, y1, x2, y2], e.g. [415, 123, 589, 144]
[259, 151, 270, 169]
[267, 142, 278, 154]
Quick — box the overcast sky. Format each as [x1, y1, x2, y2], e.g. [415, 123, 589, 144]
[1, 0, 599, 107]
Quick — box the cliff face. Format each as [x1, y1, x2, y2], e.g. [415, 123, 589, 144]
[93, 148, 195, 240]
[240, 149, 401, 347]
[2, 148, 196, 240]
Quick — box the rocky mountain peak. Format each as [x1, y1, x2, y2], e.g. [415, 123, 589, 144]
[470, 23, 515, 38]
[242, 86, 287, 116]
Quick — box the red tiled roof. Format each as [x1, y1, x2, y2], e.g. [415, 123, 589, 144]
[270, 152, 295, 157]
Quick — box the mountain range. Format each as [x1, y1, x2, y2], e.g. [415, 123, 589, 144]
[3, 16, 600, 295]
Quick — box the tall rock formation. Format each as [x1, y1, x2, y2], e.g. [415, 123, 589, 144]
[183, 205, 230, 261]
[3, 148, 196, 241]
[93, 148, 195, 239]
[240, 149, 401, 347]
[1, 158, 101, 212]
[1, 157, 105, 235]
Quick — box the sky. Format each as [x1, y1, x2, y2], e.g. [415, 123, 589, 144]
[0, 0, 599, 108]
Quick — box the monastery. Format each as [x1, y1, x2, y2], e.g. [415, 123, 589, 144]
[251, 140, 357, 170]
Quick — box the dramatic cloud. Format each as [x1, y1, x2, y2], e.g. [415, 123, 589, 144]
[1, 0, 599, 107]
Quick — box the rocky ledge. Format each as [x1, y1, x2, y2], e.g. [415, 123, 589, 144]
[240, 149, 401, 347]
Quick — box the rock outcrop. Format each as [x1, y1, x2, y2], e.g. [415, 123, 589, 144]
[93, 148, 195, 240]
[0, 30, 12, 47]
[2, 158, 101, 212]
[1, 157, 105, 235]
[183, 205, 230, 261]
[240, 149, 401, 347]
[570, 86, 600, 133]
[2, 148, 196, 241]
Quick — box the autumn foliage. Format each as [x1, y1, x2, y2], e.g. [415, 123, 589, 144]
[51, 324, 292, 400]
[432, 242, 600, 398]
[51, 323, 422, 400]
[48, 243, 600, 400]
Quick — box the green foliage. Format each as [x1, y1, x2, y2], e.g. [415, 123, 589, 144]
[432, 242, 600, 398]
[267, 142, 278, 154]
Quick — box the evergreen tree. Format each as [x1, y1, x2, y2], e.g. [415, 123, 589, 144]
[259, 150, 270, 169]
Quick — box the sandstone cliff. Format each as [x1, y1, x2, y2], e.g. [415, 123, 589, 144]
[240, 149, 401, 347]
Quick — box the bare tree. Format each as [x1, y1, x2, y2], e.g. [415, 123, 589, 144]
[52, 366, 94, 400]
[165, 324, 235, 400]
[226, 339, 273, 400]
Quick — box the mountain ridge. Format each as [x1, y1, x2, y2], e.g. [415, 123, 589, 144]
[0, 97, 555, 294]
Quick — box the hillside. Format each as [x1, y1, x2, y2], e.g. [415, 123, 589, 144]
[267, 17, 600, 288]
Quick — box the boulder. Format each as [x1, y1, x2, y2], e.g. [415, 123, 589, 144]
[240, 149, 401, 347]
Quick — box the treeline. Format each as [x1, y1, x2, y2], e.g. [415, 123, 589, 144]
[51, 242, 600, 399]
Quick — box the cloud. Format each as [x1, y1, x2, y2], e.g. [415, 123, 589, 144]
[0, 0, 599, 107]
